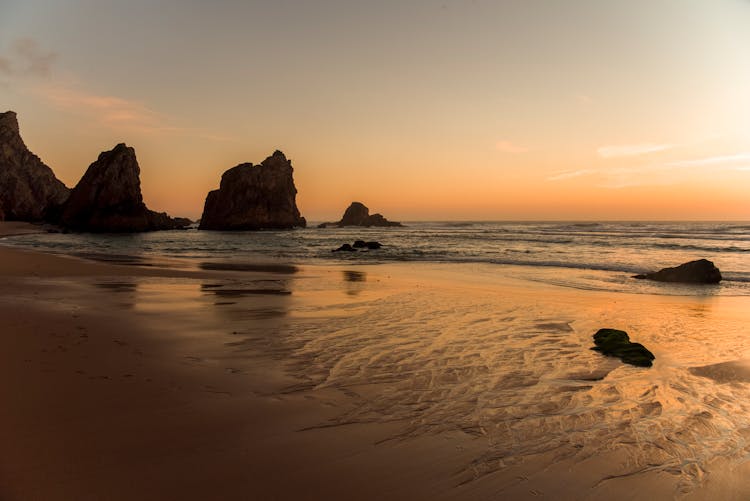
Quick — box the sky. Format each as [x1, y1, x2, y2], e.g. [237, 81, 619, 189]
[1, 0, 748, 221]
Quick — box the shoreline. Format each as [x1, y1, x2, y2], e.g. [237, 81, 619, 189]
[2, 229, 750, 499]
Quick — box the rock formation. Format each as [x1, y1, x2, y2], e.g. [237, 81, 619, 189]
[318, 202, 402, 228]
[199, 150, 306, 230]
[332, 240, 383, 252]
[633, 259, 721, 284]
[0, 111, 70, 221]
[591, 328, 655, 368]
[60, 143, 188, 232]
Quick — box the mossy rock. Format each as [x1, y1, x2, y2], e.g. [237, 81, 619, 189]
[591, 328, 655, 368]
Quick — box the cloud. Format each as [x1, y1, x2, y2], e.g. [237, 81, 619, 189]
[666, 152, 750, 167]
[34, 84, 178, 133]
[13, 38, 57, 77]
[34, 83, 238, 141]
[0, 38, 58, 77]
[597, 143, 674, 158]
[546, 169, 596, 181]
[495, 140, 528, 154]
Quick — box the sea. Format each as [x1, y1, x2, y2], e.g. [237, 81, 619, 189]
[3, 220, 749, 296]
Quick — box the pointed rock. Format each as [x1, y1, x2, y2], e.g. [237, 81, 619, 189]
[0, 111, 70, 221]
[199, 150, 306, 230]
[60, 143, 186, 232]
[319, 201, 402, 228]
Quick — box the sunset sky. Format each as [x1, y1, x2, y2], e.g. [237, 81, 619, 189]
[1, 0, 748, 221]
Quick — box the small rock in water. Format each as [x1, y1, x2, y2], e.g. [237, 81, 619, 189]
[336, 240, 382, 252]
[591, 328, 655, 367]
[633, 259, 721, 284]
[332, 243, 356, 252]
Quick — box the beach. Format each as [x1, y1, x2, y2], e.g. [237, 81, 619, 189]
[2, 223, 750, 500]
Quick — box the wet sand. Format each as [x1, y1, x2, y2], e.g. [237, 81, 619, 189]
[2, 223, 750, 500]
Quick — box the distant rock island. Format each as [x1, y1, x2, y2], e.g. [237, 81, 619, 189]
[59, 143, 189, 232]
[0, 111, 70, 221]
[318, 202, 402, 228]
[199, 150, 306, 230]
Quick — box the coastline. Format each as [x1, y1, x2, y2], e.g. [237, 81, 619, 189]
[2, 225, 750, 499]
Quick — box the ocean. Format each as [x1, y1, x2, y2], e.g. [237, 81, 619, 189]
[3, 221, 749, 296]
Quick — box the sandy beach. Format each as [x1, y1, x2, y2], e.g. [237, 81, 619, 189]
[2, 223, 750, 500]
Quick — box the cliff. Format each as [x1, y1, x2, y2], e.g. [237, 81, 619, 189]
[0, 111, 70, 221]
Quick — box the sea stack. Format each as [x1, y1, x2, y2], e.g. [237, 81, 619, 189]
[318, 201, 402, 228]
[199, 150, 306, 230]
[59, 143, 187, 232]
[0, 111, 70, 221]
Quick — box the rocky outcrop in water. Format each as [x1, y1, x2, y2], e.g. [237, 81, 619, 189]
[332, 240, 383, 252]
[199, 150, 306, 230]
[318, 202, 402, 228]
[0, 111, 70, 221]
[633, 259, 721, 284]
[591, 328, 655, 367]
[59, 143, 188, 232]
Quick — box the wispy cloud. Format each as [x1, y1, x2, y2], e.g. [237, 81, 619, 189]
[546, 169, 596, 181]
[495, 140, 528, 154]
[35, 84, 178, 133]
[34, 83, 239, 142]
[666, 152, 750, 167]
[0, 38, 58, 77]
[597, 143, 674, 158]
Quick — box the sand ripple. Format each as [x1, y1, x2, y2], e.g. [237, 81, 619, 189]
[279, 287, 750, 493]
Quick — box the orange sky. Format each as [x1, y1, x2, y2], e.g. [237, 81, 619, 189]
[1, 1, 748, 221]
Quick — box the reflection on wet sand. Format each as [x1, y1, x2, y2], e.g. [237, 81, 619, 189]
[200, 262, 298, 274]
[342, 270, 367, 296]
[94, 281, 138, 292]
[77, 265, 750, 497]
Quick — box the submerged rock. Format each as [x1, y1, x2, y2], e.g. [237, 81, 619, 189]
[199, 150, 306, 230]
[591, 328, 655, 368]
[319, 202, 402, 228]
[333, 243, 356, 252]
[353, 240, 382, 249]
[0, 111, 70, 221]
[60, 143, 188, 232]
[633, 259, 721, 284]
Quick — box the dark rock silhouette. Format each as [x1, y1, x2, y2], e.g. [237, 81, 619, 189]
[332, 244, 356, 252]
[199, 150, 306, 230]
[352, 240, 382, 249]
[60, 143, 188, 232]
[0, 111, 70, 221]
[591, 328, 655, 368]
[318, 202, 402, 228]
[335, 240, 382, 252]
[633, 259, 721, 284]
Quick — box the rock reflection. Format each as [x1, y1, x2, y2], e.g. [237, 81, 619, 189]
[199, 262, 298, 274]
[342, 270, 366, 296]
